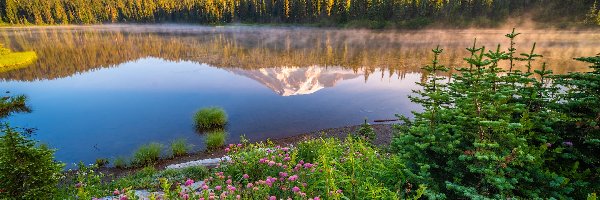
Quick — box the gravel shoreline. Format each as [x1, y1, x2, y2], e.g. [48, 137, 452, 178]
[96, 123, 396, 179]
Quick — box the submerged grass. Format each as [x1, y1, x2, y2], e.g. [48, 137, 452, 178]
[205, 130, 227, 149]
[132, 143, 163, 166]
[194, 107, 227, 130]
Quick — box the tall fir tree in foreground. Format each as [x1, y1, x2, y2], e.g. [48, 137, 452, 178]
[392, 30, 598, 199]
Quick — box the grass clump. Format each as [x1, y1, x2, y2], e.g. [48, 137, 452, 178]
[205, 130, 227, 149]
[113, 156, 128, 168]
[132, 142, 163, 166]
[194, 107, 227, 130]
[170, 138, 193, 157]
[94, 158, 109, 167]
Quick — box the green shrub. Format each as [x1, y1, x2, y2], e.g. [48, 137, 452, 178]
[113, 156, 128, 168]
[205, 130, 227, 149]
[202, 137, 416, 199]
[354, 119, 376, 144]
[170, 138, 193, 157]
[391, 30, 599, 199]
[0, 124, 64, 199]
[194, 107, 228, 130]
[95, 158, 109, 167]
[180, 166, 209, 180]
[132, 142, 163, 166]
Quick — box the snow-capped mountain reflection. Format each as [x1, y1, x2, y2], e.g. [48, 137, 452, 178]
[228, 66, 362, 96]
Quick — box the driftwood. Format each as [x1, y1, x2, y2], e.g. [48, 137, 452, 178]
[373, 119, 399, 123]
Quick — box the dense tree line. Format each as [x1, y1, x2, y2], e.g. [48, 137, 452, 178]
[0, 0, 597, 26]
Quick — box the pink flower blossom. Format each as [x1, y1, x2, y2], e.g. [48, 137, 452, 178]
[185, 179, 194, 186]
[215, 185, 222, 190]
[225, 148, 230, 153]
[113, 189, 120, 195]
[268, 161, 276, 166]
[288, 175, 298, 181]
[243, 174, 249, 179]
[279, 172, 288, 177]
[246, 183, 254, 188]
[292, 186, 300, 193]
[119, 195, 128, 200]
[226, 179, 232, 184]
[182, 193, 189, 200]
[269, 196, 277, 200]
[202, 184, 209, 190]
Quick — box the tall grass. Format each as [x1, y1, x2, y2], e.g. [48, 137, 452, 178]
[205, 130, 227, 149]
[132, 142, 163, 166]
[113, 156, 128, 168]
[194, 107, 228, 130]
[170, 138, 193, 157]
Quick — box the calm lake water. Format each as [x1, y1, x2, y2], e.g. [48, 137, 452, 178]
[1, 25, 598, 165]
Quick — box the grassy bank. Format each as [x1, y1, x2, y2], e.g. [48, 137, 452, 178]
[0, 51, 37, 72]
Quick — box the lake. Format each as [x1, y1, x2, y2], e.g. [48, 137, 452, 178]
[1, 25, 598, 165]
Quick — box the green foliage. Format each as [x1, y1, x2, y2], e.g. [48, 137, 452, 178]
[205, 130, 227, 149]
[585, 0, 600, 25]
[194, 107, 228, 130]
[95, 158, 109, 167]
[55, 165, 209, 198]
[0, 124, 64, 199]
[170, 138, 193, 157]
[113, 156, 128, 168]
[212, 137, 417, 199]
[0, 92, 30, 119]
[391, 30, 599, 199]
[132, 142, 163, 166]
[354, 119, 376, 144]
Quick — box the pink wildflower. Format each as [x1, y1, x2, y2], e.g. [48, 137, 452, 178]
[215, 185, 222, 190]
[113, 189, 120, 195]
[269, 196, 277, 200]
[268, 161, 276, 166]
[185, 179, 194, 186]
[243, 174, 249, 179]
[226, 179, 232, 184]
[288, 175, 298, 181]
[225, 148, 230, 153]
[292, 186, 300, 193]
[246, 183, 254, 188]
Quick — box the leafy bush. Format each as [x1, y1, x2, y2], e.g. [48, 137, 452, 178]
[391, 30, 599, 199]
[205, 130, 227, 149]
[194, 107, 228, 130]
[132, 142, 163, 166]
[0, 124, 64, 199]
[170, 138, 193, 157]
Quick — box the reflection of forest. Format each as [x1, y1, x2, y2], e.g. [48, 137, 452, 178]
[0, 26, 597, 81]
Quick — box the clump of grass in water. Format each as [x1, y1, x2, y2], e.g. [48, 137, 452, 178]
[132, 142, 163, 166]
[113, 156, 128, 168]
[170, 138, 193, 157]
[205, 130, 227, 150]
[194, 107, 228, 130]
